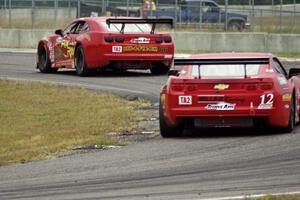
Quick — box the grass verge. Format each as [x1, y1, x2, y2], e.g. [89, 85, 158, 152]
[246, 194, 300, 200]
[0, 80, 150, 165]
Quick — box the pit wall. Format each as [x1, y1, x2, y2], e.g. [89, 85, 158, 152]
[0, 29, 299, 52]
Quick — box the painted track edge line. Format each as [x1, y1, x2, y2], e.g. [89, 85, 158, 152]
[196, 191, 300, 200]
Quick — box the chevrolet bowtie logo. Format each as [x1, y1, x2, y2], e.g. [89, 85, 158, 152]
[214, 84, 229, 90]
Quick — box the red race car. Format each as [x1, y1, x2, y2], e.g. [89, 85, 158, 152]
[36, 17, 174, 76]
[160, 53, 300, 137]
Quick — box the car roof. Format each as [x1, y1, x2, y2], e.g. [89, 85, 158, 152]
[190, 53, 273, 60]
[77, 16, 141, 23]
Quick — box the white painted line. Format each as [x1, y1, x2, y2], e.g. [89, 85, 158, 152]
[197, 191, 300, 200]
[0, 48, 36, 53]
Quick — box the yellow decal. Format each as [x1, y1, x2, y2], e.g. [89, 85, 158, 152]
[214, 84, 229, 90]
[66, 46, 74, 58]
[282, 94, 292, 101]
[123, 46, 158, 52]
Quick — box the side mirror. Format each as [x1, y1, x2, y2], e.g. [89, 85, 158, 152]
[168, 69, 179, 76]
[289, 68, 300, 78]
[55, 29, 63, 36]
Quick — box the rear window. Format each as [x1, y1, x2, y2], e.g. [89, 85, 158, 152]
[190, 64, 261, 78]
[101, 22, 151, 33]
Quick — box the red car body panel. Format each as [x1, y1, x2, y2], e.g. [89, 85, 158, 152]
[161, 53, 300, 129]
[37, 17, 174, 71]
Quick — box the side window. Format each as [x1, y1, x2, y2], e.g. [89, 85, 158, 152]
[203, 2, 216, 13]
[81, 23, 90, 33]
[273, 58, 287, 76]
[63, 23, 77, 35]
[74, 21, 86, 34]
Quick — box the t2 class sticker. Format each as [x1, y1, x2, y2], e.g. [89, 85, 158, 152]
[112, 46, 122, 53]
[179, 96, 192, 105]
[205, 102, 236, 110]
[258, 93, 274, 109]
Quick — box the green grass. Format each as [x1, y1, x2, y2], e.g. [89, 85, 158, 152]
[245, 194, 300, 200]
[0, 80, 150, 165]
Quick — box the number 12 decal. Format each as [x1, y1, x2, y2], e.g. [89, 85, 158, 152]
[258, 93, 274, 109]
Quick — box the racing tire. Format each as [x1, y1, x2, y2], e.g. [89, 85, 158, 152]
[150, 64, 170, 75]
[75, 45, 90, 77]
[37, 43, 58, 73]
[159, 102, 183, 138]
[283, 96, 295, 133]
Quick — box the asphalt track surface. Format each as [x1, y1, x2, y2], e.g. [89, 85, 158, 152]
[0, 52, 300, 200]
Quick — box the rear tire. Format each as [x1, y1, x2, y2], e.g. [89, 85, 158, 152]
[37, 43, 57, 73]
[228, 21, 244, 31]
[283, 97, 295, 133]
[75, 45, 89, 77]
[150, 64, 170, 75]
[159, 102, 183, 138]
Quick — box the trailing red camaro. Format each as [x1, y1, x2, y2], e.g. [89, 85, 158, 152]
[36, 17, 174, 76]
[160, 53, 300, 137]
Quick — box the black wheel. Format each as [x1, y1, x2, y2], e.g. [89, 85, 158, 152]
[37, 43, 57, 73]
[228, 21, 244, 31]
[75, 45, 89, 77]
[150, 63, 170, 75]
[159, 102, 183, 138]
[283, 96, 295, 133]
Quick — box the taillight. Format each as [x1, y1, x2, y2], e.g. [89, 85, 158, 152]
[155, 37, 163, 43]
[115, 37, 124, 43]
[259, 83, 273, 90]
[171, 84, 184, 91]
[104, 36, 113, 43]
[164, 36, 172, 43]
[186, 84, 197, 91]
[246, 84, 257, 91]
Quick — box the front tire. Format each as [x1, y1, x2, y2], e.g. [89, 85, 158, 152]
[37, 43, 57, 73]
[75, 45, 89, 77]
[159, 102, 183, 138]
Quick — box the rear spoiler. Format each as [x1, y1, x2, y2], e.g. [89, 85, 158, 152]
[174, 58, 270, 65]
[172, 58, 270, 78]
[106, 18, 173, 34]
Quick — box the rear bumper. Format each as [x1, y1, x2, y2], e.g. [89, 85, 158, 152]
[165, 106, 290, 128]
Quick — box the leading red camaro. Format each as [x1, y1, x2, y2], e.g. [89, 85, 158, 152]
[36, 17, 174, 76]
[160, 53, 300, 137]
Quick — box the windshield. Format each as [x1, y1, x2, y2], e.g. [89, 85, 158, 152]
[101, 22, 151, 33]
[190, 64, 261, 78]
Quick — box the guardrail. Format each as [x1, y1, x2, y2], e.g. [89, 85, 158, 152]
[0, 28, 299, 53]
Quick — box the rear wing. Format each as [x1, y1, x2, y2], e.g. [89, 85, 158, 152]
[106, 18, 173, 34]
[172, 58, 270, 78]
[174, 58, 270, 65]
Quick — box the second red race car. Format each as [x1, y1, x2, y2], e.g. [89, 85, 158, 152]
[160, 53, 300, 137]
[36, 17, 174, 76]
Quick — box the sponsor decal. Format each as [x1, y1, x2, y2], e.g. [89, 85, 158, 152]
[258, 93, 274, 109]
[179, 96, 192, 105]
[214, 84, 229, 90]
[159, 47, 168, 53]
[112, 46, 122, 53]
[277, 76, 288, 85]
[123, 45, 158, 52]
[282, 93, 292, 101]
[130, 37, 150, 44]
[265, 69, 274, 73]
[205, 102, 236, 110]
